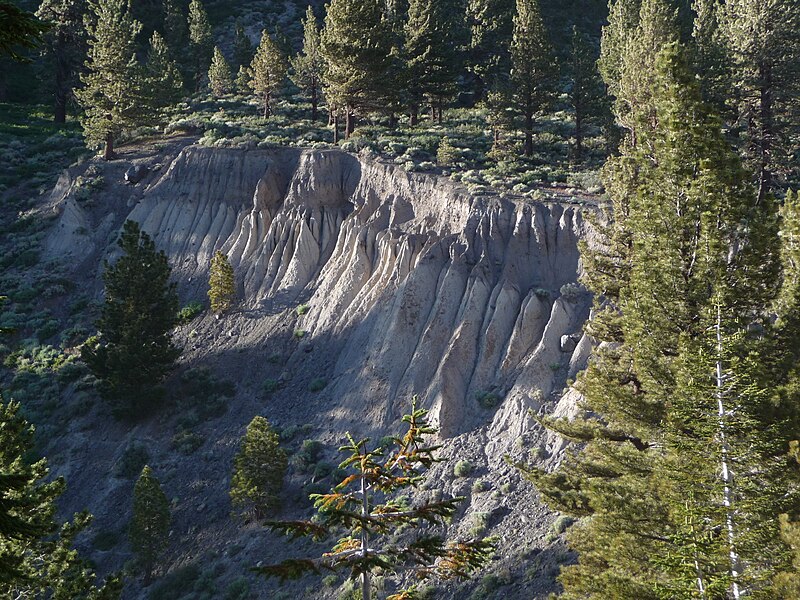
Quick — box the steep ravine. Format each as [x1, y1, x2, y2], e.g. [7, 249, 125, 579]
[44, 144, 596, 599]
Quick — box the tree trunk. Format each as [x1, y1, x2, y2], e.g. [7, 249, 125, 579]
[715, 305, 741, 600]
[263, 92, 270, 119]
[333, 114, 339, 144]
[360, 464, 371, 600]
[328, 107, 335, 126]
[345, 110, 355, 139]
[429, 102, 435, 122]
[574, 109, 583, 162]
[437, 102, 443, 124]
[410, 105, 418, 126]
[54, 35, 69, 124]
[757, 62, 773, 204]
[311, 85, 318, 122]
[524, 107, 534, 157]
[388, 113, 397, 130]
[103, 132, 114, 161]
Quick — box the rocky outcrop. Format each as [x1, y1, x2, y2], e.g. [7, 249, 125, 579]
[47, 144, 592, 444]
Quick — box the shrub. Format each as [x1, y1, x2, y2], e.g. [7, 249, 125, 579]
[172, 430, 203, 454]
[472, 480, 490, 494]
[308, 377, 327, 392]
[262, 378, 280, 396]
[296, 303, 310, 316]
[223, 578, 250, 600]
[559, 282, 584, 302]
[552, 515, 574, 534]
[470, 512, 490, 538]
[437, 136, 459, 166]
[293, 328, 306, 339]
[208, 251, 236, 313]
[454, 460, 473, 478]
[178, 301, 204, 322]
[115, 442, 150, 478]
[476, 390, 502, 409]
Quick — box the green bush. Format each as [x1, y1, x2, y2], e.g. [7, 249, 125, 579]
[552, 515, 574, 534]
[308, 377, 327, 392]
[115, 442, 150, 478]
[178, 301, 204, 322]
[476, 390, 502, 409]
[296, 303, 310, 316]
[262, 378, 280, 396]
[172, 430, 203, 454]
[223, 578, 250, 600]
[454, 460, 474, 478]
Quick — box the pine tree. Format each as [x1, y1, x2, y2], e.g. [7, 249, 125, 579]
[320, 0, 396, 138]
[229, 416, 287, 520]
[0, 1, 46, 60]
[249, 29, 287, 119]
[509, 0, 557, 157]
[258, 399, 493, 600]
[81, 220, 180, 419]
[466, 0, 514, 99]
[187, 0, 212, 92]
[235, 64, 251, 94]
[522, 42, 800, 599]
[145, 31, 182, 111]
[208, 250, 235, 313]
[129, 465, 170, 584]
[290, 6, 325, 122]
[404, 0, 466, 124]
[232, 19, 253, 70]
[0, 393, 121, 598]
[568, 26, 606, 162]
[718, 0, 800, 200]
[35, 0, 87, 124]
[207, 46, 232, 97]
[76, 0, 147, 160]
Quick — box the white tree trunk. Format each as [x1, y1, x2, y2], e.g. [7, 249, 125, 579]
[716, 305, 741, 599]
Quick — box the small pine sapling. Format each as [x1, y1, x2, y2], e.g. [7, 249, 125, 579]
[208, 251, 235, 313]
[129, 466, 170, 584]
[257, 397, 494, 600]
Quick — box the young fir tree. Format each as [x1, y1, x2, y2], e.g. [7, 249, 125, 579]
[232, 19, 253, 70]
[521, 42, 800, 599]
[187, 0, 212, 91]
[320, 0, 396, 139]
[35, 0, 87, 124]
[404, 0, 466, 124]
[717, 0, 800, 200]
[145, 31, 182, 111]
[508, 0, 557, 157]
[249, 29, 287, 119]
[207, 46, 232, 97]
[208, 250, 235, 313]
[568, 26, 606, 162]
[258, 398, 493, 600]
[81, 220, 180, 419]
[290, 6, 325, 122]
[0, 393, 121, 598]
[76, 0, 147, 160]
[129, 465, 170, 584]
[229, 416, 287, 520]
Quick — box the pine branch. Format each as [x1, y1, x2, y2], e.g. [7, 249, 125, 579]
[265, 519, 330, 541]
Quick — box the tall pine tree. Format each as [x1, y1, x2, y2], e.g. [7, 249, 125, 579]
[522, 41, 800, 599]
[249, 29, 287, 119]
[129, 465, 170, 584]
[290, 6, 325, 122]
[76, 0, 147, 160]
[145, 31, 182, 111]
[81, 220, 180, 418]
[187, 0, 212, 92]
[208, 46, 232, 97]
[509, 0, 557, 156]
[320, 0, 396, 138]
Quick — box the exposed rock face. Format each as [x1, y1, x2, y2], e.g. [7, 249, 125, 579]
[50, 146, 591, 442]
[44, 145, 596, 598]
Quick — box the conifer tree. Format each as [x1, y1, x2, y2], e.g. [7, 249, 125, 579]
[290, 6, 325, 122]
[249, 29, 287, 119]
[718, 0, 800, 200]
[232, 20, 253, 70]
[320, 0, 396, 138]
[509, 0, 557, 156]
[81, 220, 180, 419]
[145, 31, 182, 110]
[129, 465, 170, 584]
[568, 26, 606, 162]
[258, 399, 493, 600]
[229, 416, 287, 520]
[36, 0, 87, 124]
[76, 0, 147, 160]
[187, 0, 212, 91]
[235, 64, 251, 94]
[521, 42, 800, 599]
[0, 393, 121, 598]
[0, 0, 46, 60]
[208, 250, 235, 313]
[404, 0, 466, 124]
[162, 0, 188, 83]
[207, 46, 232, 97]
[466, 0, 514, 99]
